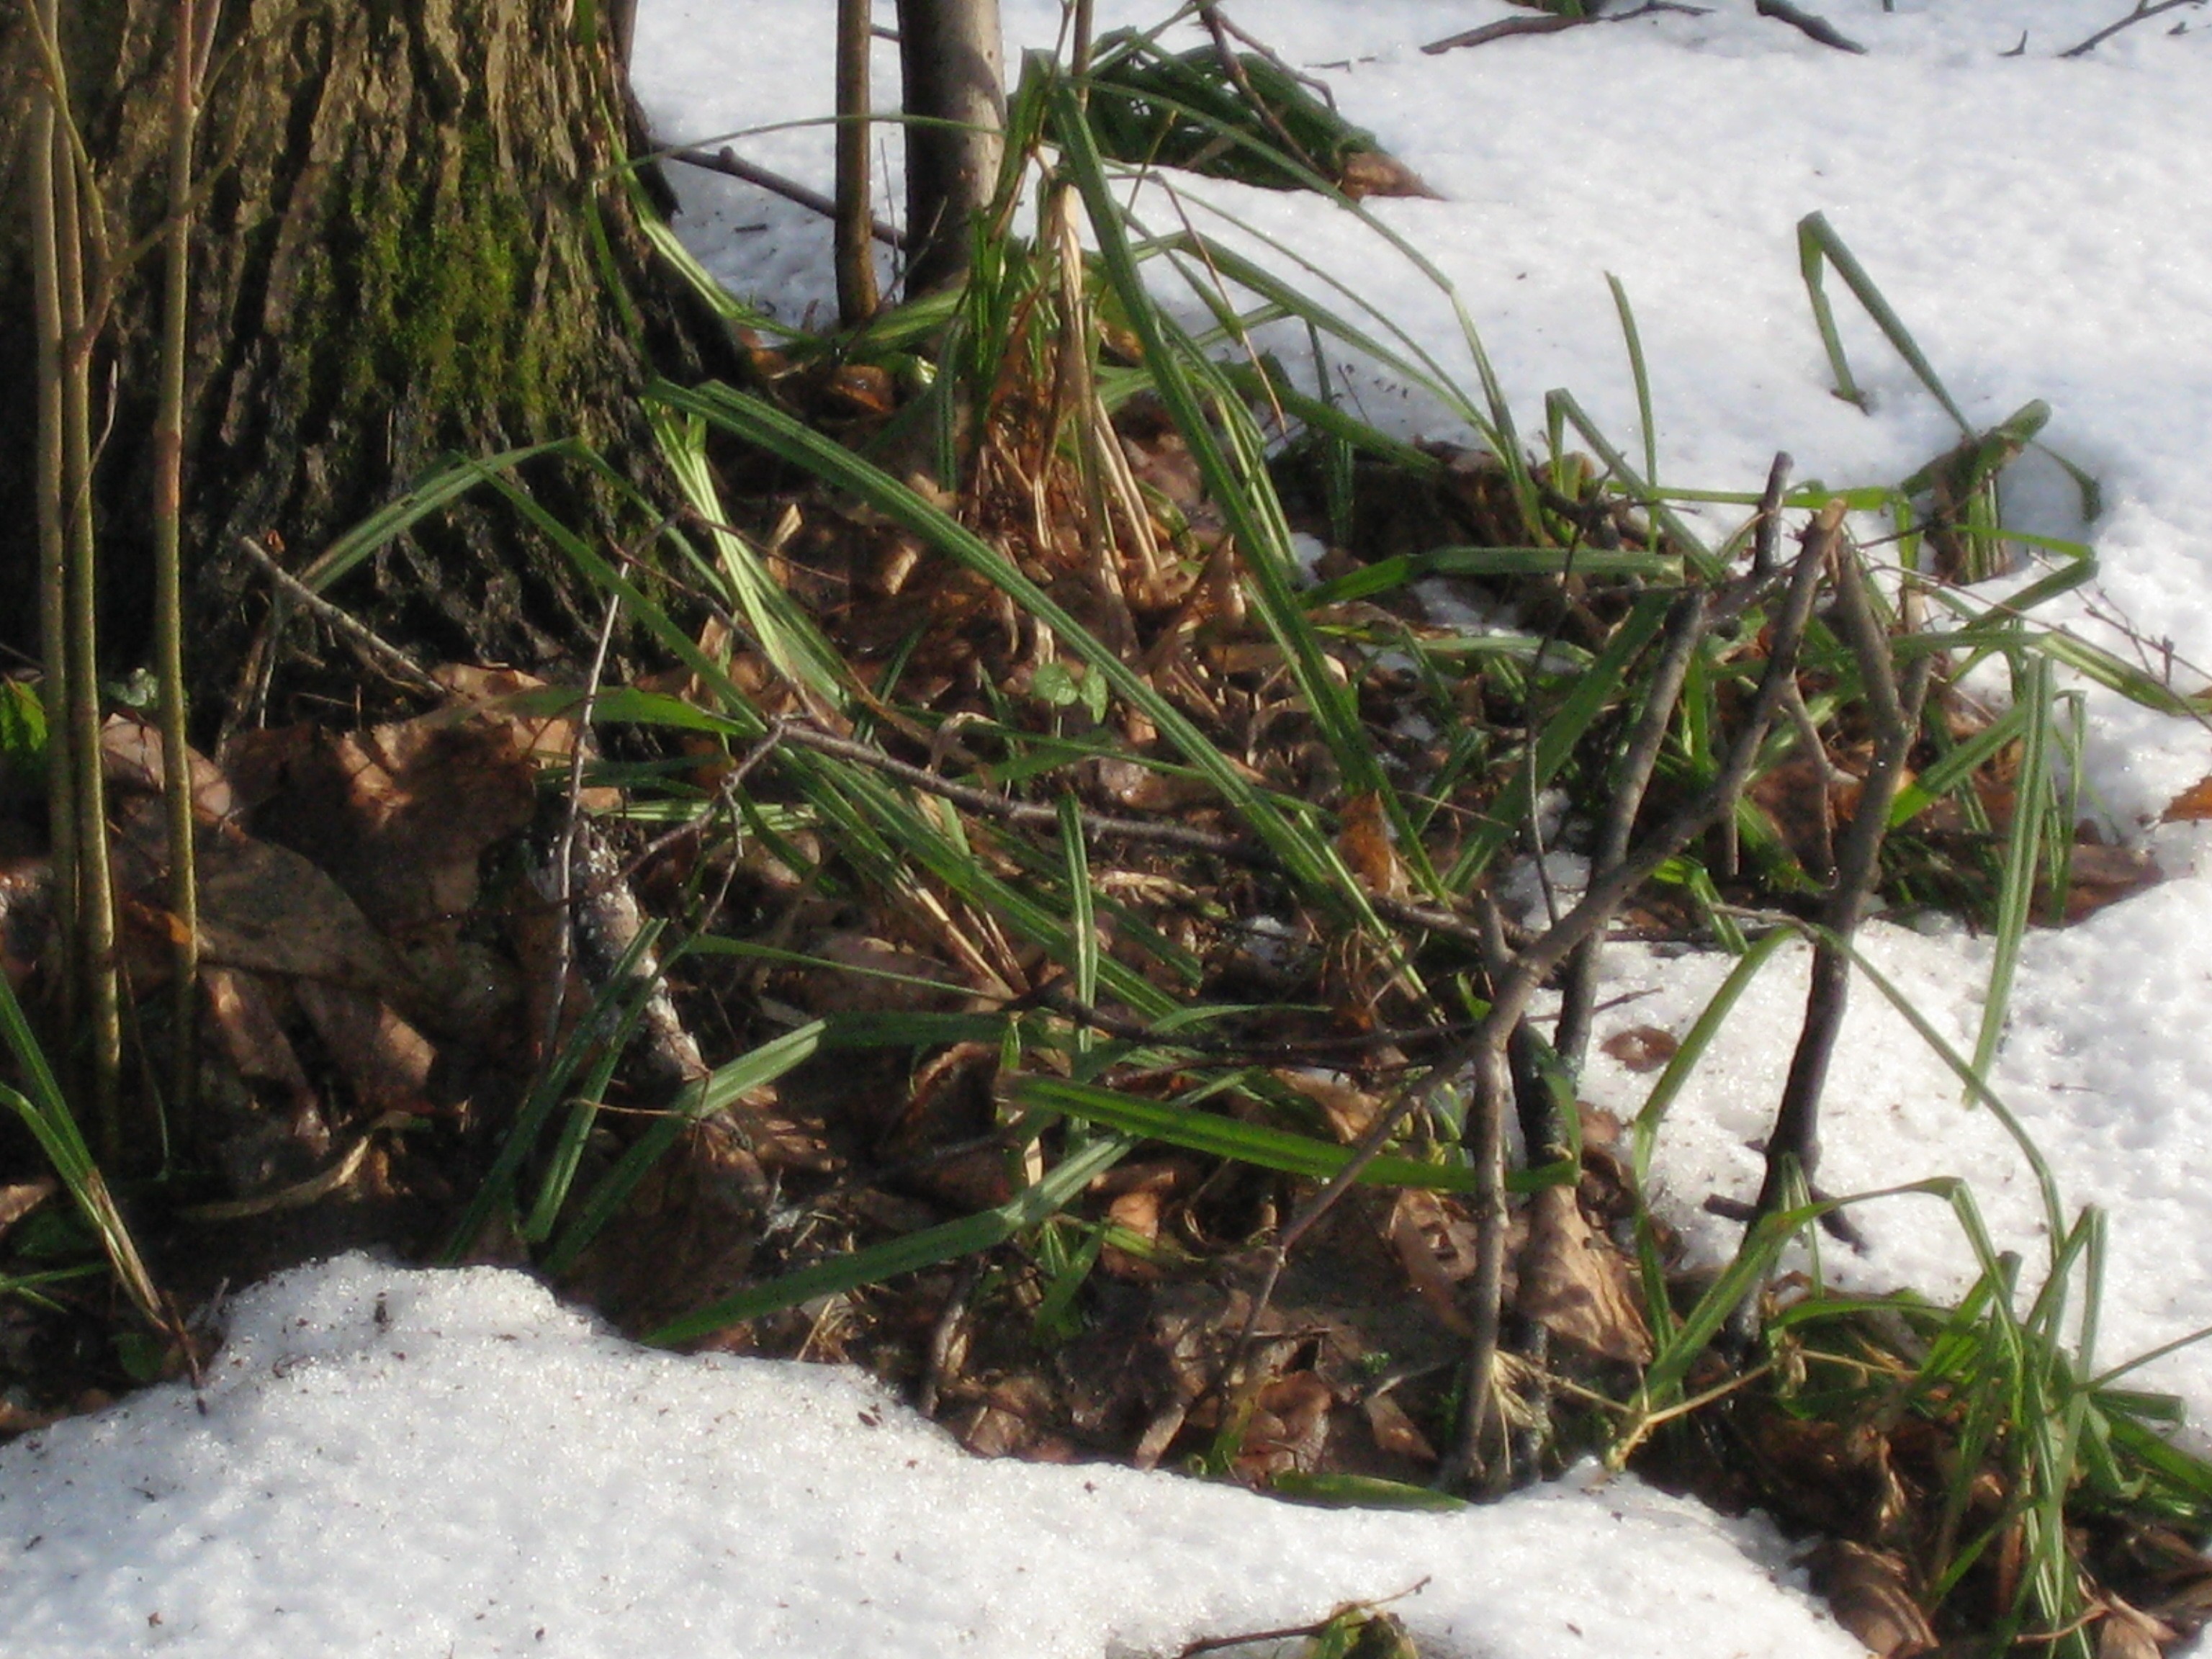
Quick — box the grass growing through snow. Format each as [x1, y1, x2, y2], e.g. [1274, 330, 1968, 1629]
[12, 14, 2212, 1655]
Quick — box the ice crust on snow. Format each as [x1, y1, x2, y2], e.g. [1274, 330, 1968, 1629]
[0, 1256, 1863, 1658]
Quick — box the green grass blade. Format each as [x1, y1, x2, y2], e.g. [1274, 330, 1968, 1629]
[643, 1128, 1133, 1344]
[541, 1020, 831, 1279]
[1016, 1074, 1510, 1194]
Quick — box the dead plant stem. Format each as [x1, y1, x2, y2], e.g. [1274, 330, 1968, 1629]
[2059, 0, 2202, 57]
[539, 595, 626, 1073]
[1554, 588, 1710, 1073]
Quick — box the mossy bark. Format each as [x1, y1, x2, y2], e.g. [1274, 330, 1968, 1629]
[0, 0, 708, 717]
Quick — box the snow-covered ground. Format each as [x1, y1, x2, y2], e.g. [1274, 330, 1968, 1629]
[9, 3, 2212, 1653]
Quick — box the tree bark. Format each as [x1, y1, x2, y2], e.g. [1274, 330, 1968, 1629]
[0, 0, 708, 721]
[896, 0, 1004, 294]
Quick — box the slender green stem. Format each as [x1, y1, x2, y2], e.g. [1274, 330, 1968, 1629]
[52, 90, 123, 1155]
[26, 0, 77, 1017]
[156, 0, 203, 1128]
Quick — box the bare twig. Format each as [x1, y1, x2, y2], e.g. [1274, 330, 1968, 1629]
[1440, 507, 1841, 1489]
[670, 146, 907, 248]
[1779, 679, 1836, 879]
[1554, 588, 1711, 1074]
[230, 535, 445, 696]
[916, 1256, 980, 1419]
[1424, 13, 1586, 53]
[1754, 0, 1866, 53]
[760, 718, 1501, 950]
[1422, 2, 1707, 54]
[2060, 0, 2202, 57]
[1751, 451, 1792, 577]
[1195, 3, 1328, 181]
[538, 595, 625, 1075]
[1750, 550, 1935, 1226]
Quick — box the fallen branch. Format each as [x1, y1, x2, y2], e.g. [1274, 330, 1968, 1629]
[1422, 1, 1709, 54]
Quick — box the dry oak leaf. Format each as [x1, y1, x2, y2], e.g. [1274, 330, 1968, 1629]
[1360, 1390, 1439, 1465]
[1515, 1183, 1653, 1364]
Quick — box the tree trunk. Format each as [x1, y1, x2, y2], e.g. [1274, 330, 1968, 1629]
[896, 0, 1004, 295]
[0, 0, 708, 721]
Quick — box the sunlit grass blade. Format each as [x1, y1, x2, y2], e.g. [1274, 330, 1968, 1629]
[1970, 652, 2051, 1092]
[0, 972, 162, 1326]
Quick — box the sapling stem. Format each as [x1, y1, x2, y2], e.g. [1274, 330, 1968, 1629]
[155, 0, 208, 1124]
[1443, 506, 1842, 1489]
[833, 0, 879, 326]
[1752, 546, 1936, 1225]
[27, 0, 77, 1018]
[51, 80, 125, 1154]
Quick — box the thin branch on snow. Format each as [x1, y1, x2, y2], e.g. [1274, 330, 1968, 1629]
[2059, 0, 2203, 58]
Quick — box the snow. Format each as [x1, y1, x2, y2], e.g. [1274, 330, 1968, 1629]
[0, 1256, 1858, 1658]
[12, 2, 2212, 1653]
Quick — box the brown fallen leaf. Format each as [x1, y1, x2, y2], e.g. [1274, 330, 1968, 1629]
[193, 824, 423, 1009]
[1337, 149, 1440, 200]
[199, 965, 314, 1102]
[799, 932, 968, 1015]
[1600, 1025, 1680, 1074]
[2097, 1597, 2176, 1659]
[292, 980, 439, 1117]
[2162, 775, 2212, 823]
[2064, 842, 2162, 922]
[1389, 1189, 1480, 1336]
[1234, 1370, 1336, 1480]
[1516, 1183, 1653, 1364]
[99, 714, 240, 824]
[0, 1176, 56, 1244]
[1337, 790, 1408, 899]
[1276, 1068, 1385, 1142]
[1806, 1541, 1936, 1658]
[1360, 1389, 1439, 1465]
